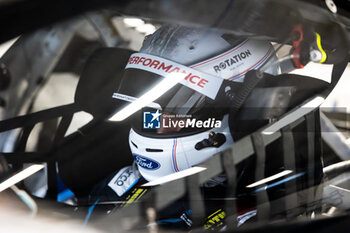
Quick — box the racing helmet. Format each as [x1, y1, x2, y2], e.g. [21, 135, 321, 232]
[112, 25, 280, 181]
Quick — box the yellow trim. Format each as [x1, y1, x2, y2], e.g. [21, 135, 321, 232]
[316, 33, 327, 63]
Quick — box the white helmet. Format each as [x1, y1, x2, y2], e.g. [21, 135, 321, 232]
[113, 25, 279, 181]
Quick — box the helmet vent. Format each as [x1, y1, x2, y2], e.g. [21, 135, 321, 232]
[131, 141, 138, 148]
[146, 148, 163, 152]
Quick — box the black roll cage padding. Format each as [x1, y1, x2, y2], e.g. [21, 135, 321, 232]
[4, 152, 48, 164]
[0, 103, 79, 133]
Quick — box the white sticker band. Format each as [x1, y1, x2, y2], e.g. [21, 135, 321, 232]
[125, 53, 224, 100]
[190, 39, 274, 82]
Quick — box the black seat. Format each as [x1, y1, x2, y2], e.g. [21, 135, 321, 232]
[56, 48, 135, 197]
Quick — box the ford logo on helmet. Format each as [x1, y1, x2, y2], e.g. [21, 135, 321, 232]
[133, 154, 160, 170]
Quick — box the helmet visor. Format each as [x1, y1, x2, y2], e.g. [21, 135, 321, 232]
[112, 67, 234, 137]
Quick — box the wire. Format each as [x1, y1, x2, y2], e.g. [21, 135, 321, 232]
[259, 54, 300, 74]
[257, 36, 295, 76]
[10, 185, 38, 217]
[83, 199, 99, 226]
[257, 44, 285, 74]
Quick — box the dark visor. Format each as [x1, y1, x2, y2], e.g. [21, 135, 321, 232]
[111, 68, 238, 137]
